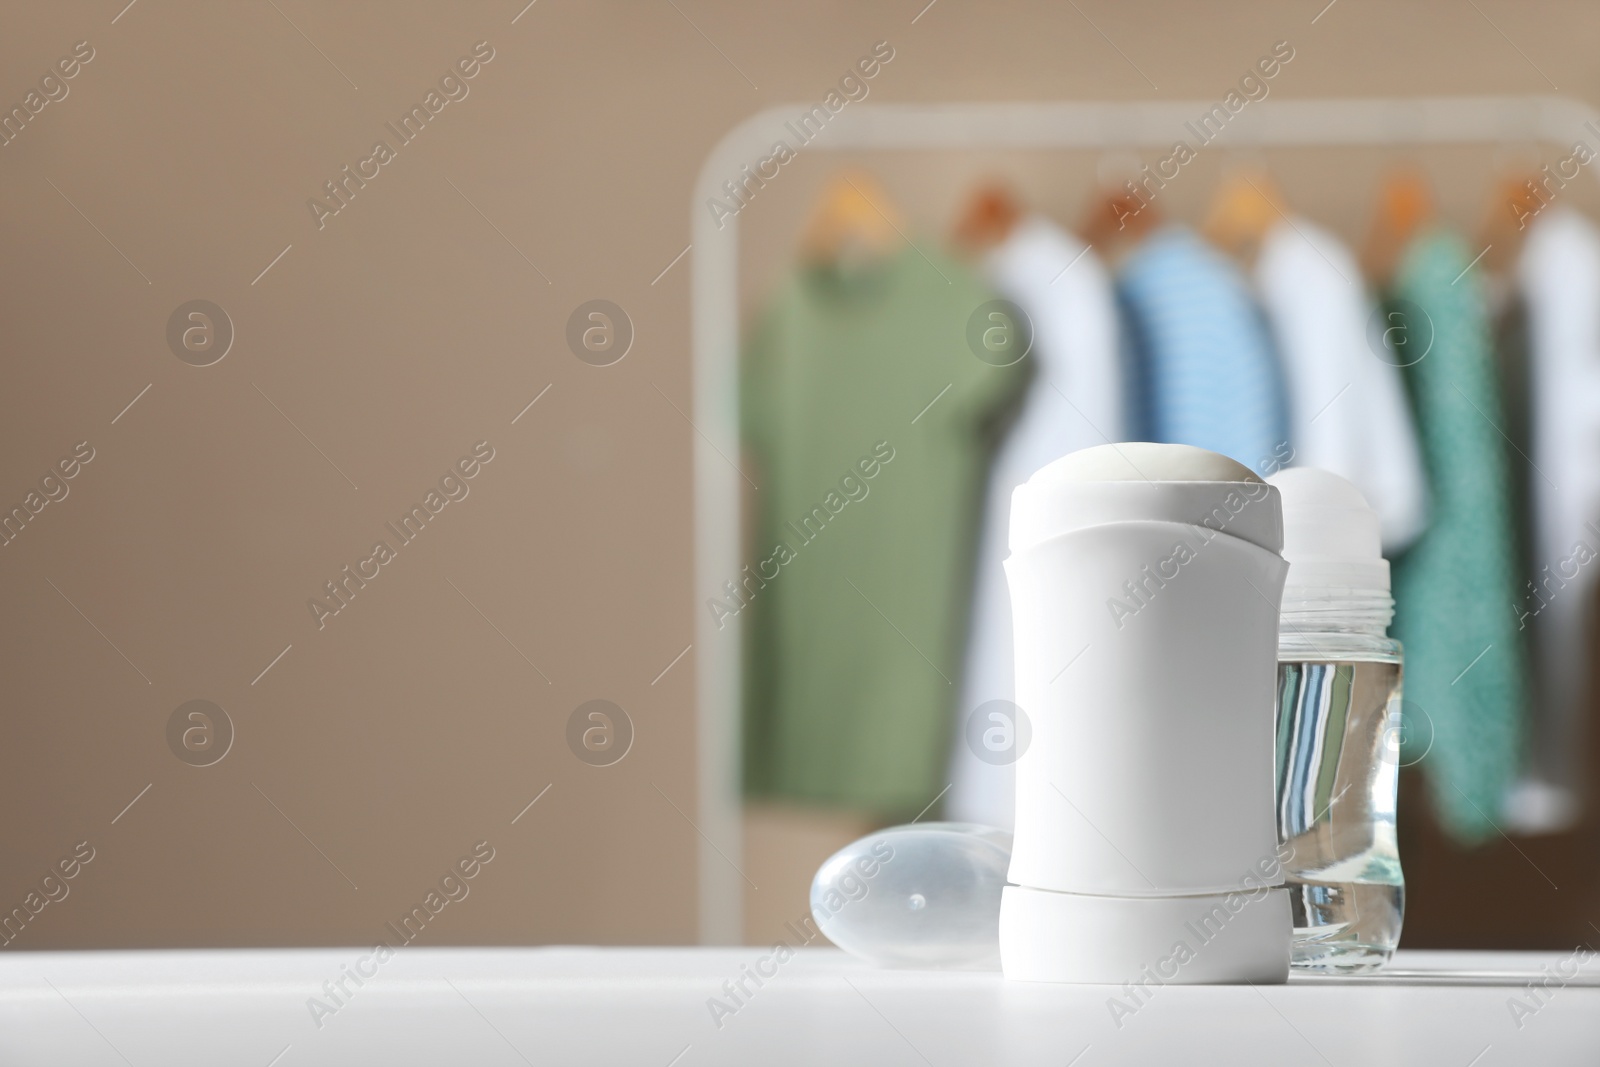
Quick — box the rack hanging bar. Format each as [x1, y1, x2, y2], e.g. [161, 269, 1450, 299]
[813, 96, 1590, 150]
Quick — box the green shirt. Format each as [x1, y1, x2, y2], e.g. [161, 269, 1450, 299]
[738, 245, 1028, 816]
[1389, 229, 1528, 844]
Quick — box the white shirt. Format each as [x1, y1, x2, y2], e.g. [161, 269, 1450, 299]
[1254, 217, 1429, 552]
[1510, 206, 1600, 825]
[947, 217, 1124, 830]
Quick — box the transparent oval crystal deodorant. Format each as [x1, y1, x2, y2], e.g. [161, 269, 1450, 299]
[1268, 467, 1405, 973]
[810, 823, 1011, 968]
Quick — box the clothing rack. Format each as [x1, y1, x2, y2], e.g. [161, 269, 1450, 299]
[688, 95, 1600, 945]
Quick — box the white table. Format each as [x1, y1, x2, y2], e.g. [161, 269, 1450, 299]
[1, 947, 1595, 1065]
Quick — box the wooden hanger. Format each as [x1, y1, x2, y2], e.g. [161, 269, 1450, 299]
[799, 170, 903, 264]
[1477, 173, 1546, 274]
[952, 181, 1024, 254]
[1079, 185, 1161, 251]
[1202, 168, 1285, 260]
[1362, 166, 1434, 284]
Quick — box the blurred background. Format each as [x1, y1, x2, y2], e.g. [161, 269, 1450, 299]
[2, 0, 1599, 957]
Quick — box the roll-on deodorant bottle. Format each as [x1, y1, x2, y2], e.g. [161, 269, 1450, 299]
[1267, 467, 1405, 973]
[999, 443, 1293, 984]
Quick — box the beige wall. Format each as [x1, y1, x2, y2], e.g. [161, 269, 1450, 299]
[2, 0, 1597, 950]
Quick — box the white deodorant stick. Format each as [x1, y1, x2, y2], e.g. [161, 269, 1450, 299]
[999, 443, 1293, 984]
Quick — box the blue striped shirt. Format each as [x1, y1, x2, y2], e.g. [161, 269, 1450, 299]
[1118, 226, 1288, 472]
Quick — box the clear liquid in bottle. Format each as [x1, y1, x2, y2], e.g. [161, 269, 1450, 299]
[1275, 654, 1405, 973]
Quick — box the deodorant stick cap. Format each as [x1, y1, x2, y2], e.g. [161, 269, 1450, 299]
[1010, 442, 1282, 555]
[1036, 442, 1260, 483]
[1266, 467, 1389, 595]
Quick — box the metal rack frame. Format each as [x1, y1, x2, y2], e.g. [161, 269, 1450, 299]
[688, 95, 1599, 943]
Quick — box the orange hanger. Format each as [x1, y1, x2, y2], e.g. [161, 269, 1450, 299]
[1202, 168, 1285, 260]
[952, 181, 1024, 254]
[1476, 172, 1546, 273]
[799, 170, 903, 264]
[1079, 186, 1161, 251]
[1362, 167, 1434, 284]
